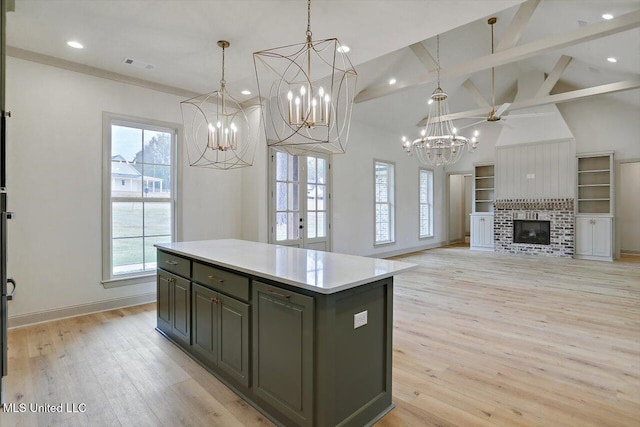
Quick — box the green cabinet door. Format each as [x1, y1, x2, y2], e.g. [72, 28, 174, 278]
[171, 276, 191, 345]
[218, 294, 250, 387]
[252, 281, 314, 427]
[157, 270, 172, 334]
[192, 283, 219, 365]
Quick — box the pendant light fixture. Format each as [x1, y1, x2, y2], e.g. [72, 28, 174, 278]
[253, 0, 358, 155]
[401, 35, 478, 167]
[181, 40, 256, 169]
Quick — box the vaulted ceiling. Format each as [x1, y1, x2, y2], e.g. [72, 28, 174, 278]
[6, 0, 640, 137]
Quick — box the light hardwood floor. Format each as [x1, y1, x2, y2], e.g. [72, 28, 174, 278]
[1, 246, 638, 426]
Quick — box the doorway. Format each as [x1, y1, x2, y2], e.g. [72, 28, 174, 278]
[617, 160, 640, 256]
[269, 149, 332, 251]
[447, 173, 473, 245]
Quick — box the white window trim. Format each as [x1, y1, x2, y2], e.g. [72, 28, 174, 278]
[374, 159, 395, 247]
[101, 112, 183, 288]
[419, 168, 435, 239]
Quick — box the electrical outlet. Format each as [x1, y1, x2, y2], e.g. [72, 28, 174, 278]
[354, 310, 368, 329]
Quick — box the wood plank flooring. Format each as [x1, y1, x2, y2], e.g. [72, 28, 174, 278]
[1, 246, 638, 426]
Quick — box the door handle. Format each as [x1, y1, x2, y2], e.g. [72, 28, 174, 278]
[266, 288, 291, 300]
[207, 275, 224, 283]
[164, 260, 179, 266]
[6, 278, 16, 301]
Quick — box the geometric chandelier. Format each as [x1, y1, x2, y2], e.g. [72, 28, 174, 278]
[181, 40, 256, 169]
[402, 35, 478, 167]
[253, 0, 358, 155]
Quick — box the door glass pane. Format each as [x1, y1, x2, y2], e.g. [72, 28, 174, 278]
[112, 237, 143, 275]
[276, 151, 288, 181]
[276, 182, 287, 211]
[290, 155, 299, 181]
[144, 202, 172, 236]
[307, 157, 317, 183]
[307, 185, 316, 211]
[317, 212, 326, 237]
[289, 183, 299, 211]
[317, 185, 325, 211]
[143, 130, 172, 165]
[288, 212, 300, 240]
[112, 202, 142, 238]
[307, 212, 317, 238]
[317, 158, 326, 184]
[276, 212, 287, 241]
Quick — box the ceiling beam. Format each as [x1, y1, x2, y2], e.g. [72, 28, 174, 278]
[417, 78, 640, 126]
[536, 55, 573, 97]
[408, 42, 438, 71]
[355, 9, 640, 104]
[462, 78, 491, 108]
[495, 0, 541, 52]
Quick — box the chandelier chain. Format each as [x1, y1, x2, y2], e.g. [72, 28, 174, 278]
[491, 20, 495, 111]
[436, 34, 440, 88]
[306, 0, 312, 39]
[220, 43, 226, 87]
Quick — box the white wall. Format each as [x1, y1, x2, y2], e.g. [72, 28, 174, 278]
[6, 57, 243, 320]
[332, 117, 446, 257]
[617, 162, 640, 253]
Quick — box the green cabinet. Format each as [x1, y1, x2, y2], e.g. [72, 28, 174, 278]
[157, 269, 191, 346]
[192, 283, 250, 387]
[252, 281, 314, 427]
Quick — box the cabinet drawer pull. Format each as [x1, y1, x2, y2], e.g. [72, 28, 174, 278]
[165, 260, 179, 266]
[267, 289, 291, 300]
[208, 275, 224, 283]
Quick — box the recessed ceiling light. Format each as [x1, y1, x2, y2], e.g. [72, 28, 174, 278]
[67, 40, 84, 49]
[241, 90, 252, 95]
[389, 78, 397, 85]
[602, 13, 614, 20]
[337, 45, 350, 53]
[607, 57, 617, 63]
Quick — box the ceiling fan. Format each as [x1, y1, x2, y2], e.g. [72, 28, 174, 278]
[459, 17, 549, 131]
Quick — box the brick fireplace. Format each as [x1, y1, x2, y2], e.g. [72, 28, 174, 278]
[494, 199, 574, 257]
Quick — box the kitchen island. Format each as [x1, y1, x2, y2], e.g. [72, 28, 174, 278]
[155, 239, 416, 427]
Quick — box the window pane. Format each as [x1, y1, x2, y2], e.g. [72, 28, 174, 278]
[112, 202, 143, 238]
[307, 212, 317, 239]
[276, 151, 288, 181]
[317, 158, 326, 184]
[143, 130, 172, 165]
[112, 125, 142, 162]
[276, 182, 287, 211]
[144, 235, 171, 271]
[112, 237, 143, 275]
[111, 160, 142, 198]
[290, 154, 299, 181]
[142, 164, 171, 198]
[307, 184, 316, 211]
[288, 212, 300, 240]
[317, 185, 325, 211]
[289, 183, 299, 211]
[307, 157, 316, 184]
[144, 202, 172, 236]
[317, 212, 326, 237]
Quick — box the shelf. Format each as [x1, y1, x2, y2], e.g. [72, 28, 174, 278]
[476, 199, 493, 202]
[475, 176, 494, 180]
[476, 187, 495, 191]
[578, 198, 610, 201]
[578, 184, 610, 187]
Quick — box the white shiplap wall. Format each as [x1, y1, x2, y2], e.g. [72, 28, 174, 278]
[495, 139, 576, 200]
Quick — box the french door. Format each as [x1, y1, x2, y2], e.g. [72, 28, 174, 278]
[270, 149, 331, 251]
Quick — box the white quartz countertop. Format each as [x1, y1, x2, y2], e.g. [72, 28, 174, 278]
[155, 239, 417, 294]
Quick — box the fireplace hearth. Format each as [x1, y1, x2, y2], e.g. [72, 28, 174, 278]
[514, 220, 550, 245]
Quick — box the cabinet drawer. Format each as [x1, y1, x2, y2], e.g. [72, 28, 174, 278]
[158, 251, 191, 278]
[193, 262, 250, 302]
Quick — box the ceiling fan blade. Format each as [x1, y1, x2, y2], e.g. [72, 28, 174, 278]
[503, 112, 554, 119]
[457, 119, 486, 131]
[495, 102, 511, 117]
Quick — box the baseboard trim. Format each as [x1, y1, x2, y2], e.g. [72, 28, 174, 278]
[8, 292, 156, 329]
[371, 241, 447, 259]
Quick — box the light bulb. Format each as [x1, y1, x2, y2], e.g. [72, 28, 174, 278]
[287, 91, 293, 100]
[421, 129, 426, 137]
[300, 86, 306, 96]
[230, 123, 237, 131]
[402, 136, 406, 142]
[295, 97, 300, 105]
[428, 99, 434, 105]
[474, 130, 479, 137]
[319, 87, 324, 97]
[208, 123, 215, 131]
[216, 121, 221, 128]
[452, 127, 457, 134]
[324, 94, 330, 103]
[312, 98, 317, 106]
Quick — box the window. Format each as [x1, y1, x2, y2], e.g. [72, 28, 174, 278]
[419, 168, 434, 238]
[374, 160, 395, 245]
[103, 115, 178, 285]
